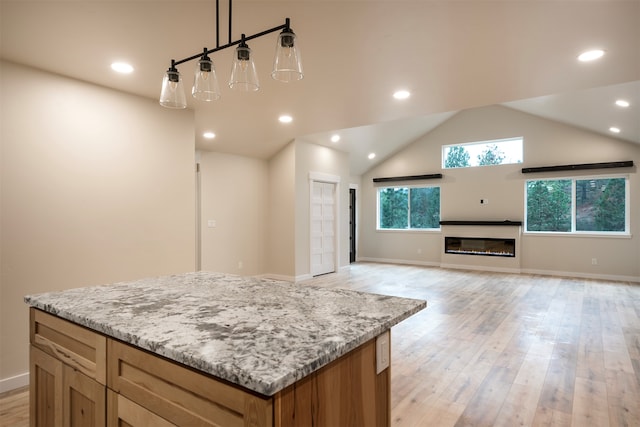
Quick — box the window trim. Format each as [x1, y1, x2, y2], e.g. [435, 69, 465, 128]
[524, 174, 630, 236]
[376, 184, 441, 232]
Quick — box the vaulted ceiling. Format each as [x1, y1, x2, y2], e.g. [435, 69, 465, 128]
[2, 1, 638, 175]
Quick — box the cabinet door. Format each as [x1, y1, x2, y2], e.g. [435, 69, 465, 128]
[63, 365, 106, 427]
[31, 346, 63, 427]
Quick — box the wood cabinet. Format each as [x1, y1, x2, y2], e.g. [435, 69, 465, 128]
[30, 309, 106, 427]
[30, 308, 390, 426]
[274, 338, 390, 427]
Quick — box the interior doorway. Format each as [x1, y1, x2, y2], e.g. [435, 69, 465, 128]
[349, 188, 356, 263]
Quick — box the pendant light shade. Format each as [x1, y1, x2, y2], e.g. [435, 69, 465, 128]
[271, 28, 303, 82]
[229, 36, 259, 92]
[159, 65, 187, 109]
[192, 51, 221, 101]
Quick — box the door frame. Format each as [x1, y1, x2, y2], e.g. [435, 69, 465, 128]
[349, 185, 357, 263]
[309, 172, 341, 277]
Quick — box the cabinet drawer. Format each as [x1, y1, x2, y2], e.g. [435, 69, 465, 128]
[107, 390, 175, 427]
[30, 308, 106, 385]
[107, 339, 273, 427]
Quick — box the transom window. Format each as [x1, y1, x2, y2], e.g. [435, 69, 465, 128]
[377, 186, 440, 230]
[525, 176, 629, 234]
[443, 137, 523, 169]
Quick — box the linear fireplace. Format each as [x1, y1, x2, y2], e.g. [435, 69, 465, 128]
[445, 237, 516, 257]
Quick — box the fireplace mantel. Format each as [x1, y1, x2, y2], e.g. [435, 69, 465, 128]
[440, 220, 522, 226]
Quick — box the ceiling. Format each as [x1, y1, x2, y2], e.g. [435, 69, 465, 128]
[1, 1, 639, 175]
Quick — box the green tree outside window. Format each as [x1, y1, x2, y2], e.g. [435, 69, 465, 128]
[379, 186, 440, 230]
[526, 177, 627, 233]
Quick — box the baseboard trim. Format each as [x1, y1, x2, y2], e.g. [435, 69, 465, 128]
[260, 265, 352, 283]
[258, 273, 295, 282]
[294, 273, 313, 282]
[358, 257, 639, 283]
[0, 372, 29, 394]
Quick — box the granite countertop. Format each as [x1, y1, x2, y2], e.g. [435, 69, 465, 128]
[25, 271, 426, 396]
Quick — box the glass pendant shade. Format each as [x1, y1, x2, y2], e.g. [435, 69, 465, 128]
[159, 68, 187, 109]
[229, 43, 259, 92]
[271, 29, 303, 82]
[192, 56, 221, 101]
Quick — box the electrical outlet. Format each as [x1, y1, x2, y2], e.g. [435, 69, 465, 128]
[591, 258, 598, 265]
[376, 331, 390, 374]
[238, 261, 243, 269]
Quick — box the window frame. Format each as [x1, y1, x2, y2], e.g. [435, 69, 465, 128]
[442, 136, 524, 169]
[376, 184, 441, 232]
[524, 174, 631, 237]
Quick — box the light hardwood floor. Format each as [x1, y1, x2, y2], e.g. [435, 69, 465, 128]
[0, 386, 28, 427]
[2, 263, 639, 426]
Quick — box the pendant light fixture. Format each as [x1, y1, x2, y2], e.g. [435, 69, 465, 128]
[272, 27, 303, 82]
[159, 0, 303, 109]
[159, 61, 187, 109]
[228, 35, 259, 91]
[192, 48, 221, 101]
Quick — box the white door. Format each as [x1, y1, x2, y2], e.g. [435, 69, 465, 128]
[311, 181, 336, 276]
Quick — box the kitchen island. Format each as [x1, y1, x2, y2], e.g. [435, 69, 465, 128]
[25, 271, 426, 426]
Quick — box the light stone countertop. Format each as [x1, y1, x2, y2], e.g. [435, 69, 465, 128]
[25, 271, 426, 396]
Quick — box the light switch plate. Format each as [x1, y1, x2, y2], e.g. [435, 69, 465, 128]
[376, 331, 390, 374]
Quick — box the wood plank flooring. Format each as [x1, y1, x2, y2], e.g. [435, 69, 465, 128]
[301, 263, 640, 427]
[2, 262, 639, 426]
[0, 386, 28, 427]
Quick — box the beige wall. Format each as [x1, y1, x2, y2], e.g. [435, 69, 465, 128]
[199, 152, 268, 275]
[266, 142, 296, 278]
[0, 62, 196, 389]
[199, 140, 351, 281]
[360, 105, 640, 281]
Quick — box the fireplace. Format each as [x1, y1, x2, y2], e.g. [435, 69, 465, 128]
[444, 237, 516, 257]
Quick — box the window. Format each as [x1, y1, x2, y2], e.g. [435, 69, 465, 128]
[525, 177, 628, 234]
[378, 186, 440, 230]
[443, 137, 523, 169]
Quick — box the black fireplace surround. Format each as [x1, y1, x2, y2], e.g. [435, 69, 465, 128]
[445, 237, 516, 257]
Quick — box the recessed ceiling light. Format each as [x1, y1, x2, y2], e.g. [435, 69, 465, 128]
[203, 132, 216, 139]
[615, 99, 630, 108]
[111, 62, 134, 74]
[368, 153, 376, 160]
[393, 90, 411, 100]
[609, 127, 621, 134]
[577, 49, 605, 62]
[331, 135, 341, 143]
[279, 115, 293, 123]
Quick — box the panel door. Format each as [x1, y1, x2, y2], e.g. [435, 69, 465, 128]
[311, 181, 336, 276]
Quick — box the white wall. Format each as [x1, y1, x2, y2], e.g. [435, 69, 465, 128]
[360, 105, 640, 281]
[199, 151, 268, 275]
[0, 61, 196, 390]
